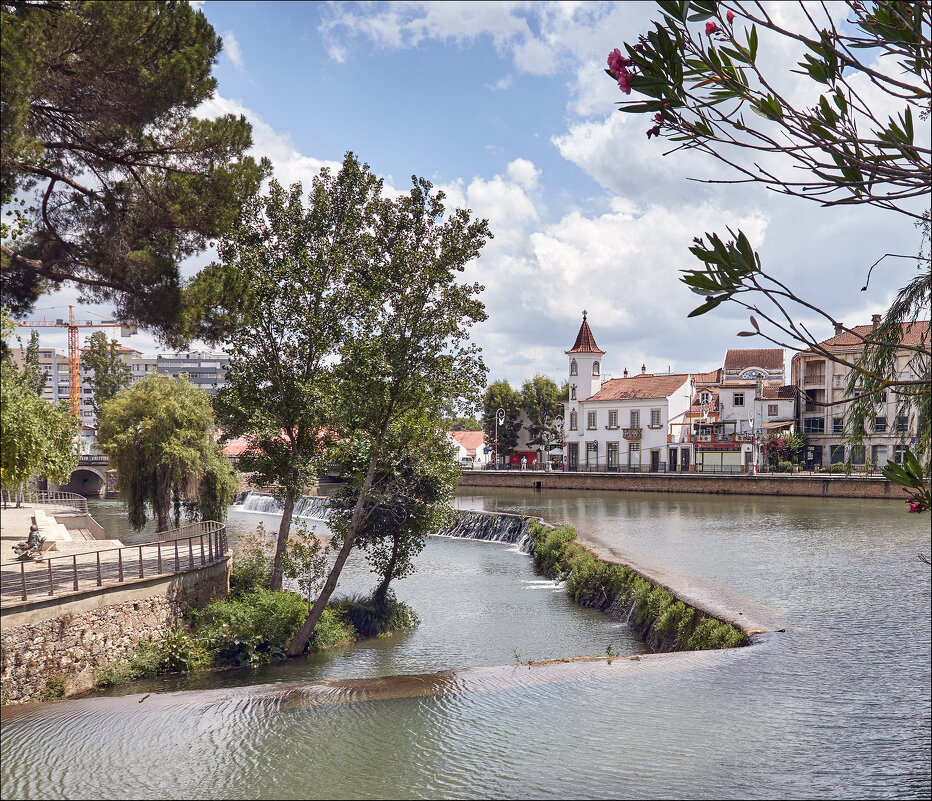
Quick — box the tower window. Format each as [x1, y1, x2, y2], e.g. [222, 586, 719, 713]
[570, 385, 576, 400]
[592, 361, 600, 376]
[570, 360, 578, 376]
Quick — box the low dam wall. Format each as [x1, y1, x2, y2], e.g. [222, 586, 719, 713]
[1, 557, 230, 705]
[458, 470, 899, 500]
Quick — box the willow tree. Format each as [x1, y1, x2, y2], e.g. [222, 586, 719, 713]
[287, 176, 489, 656]
[213, 154, 384, 591]
[96, 374, 236, 531]
[1, 0, 269, 343]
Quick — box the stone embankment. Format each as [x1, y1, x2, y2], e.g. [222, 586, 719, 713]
[459, 469, 899, 499]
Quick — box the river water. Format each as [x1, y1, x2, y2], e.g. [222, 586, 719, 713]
[1, 490, 929, 799]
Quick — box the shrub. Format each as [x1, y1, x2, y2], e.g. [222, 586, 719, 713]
[334, 591, 420, 638]
[776, 461, 794, 473]
[531, 522, 577, 576]
[40, 674, 67, 701]
[685, 617, 745, 650]
[309, 606, 357, 651]
[823, 462, 850, 474]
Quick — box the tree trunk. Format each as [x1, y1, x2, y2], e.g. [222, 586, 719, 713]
[155, 465, 172, 532]
[372, 534, 401, 606]
[287, 427, 386, 657]
[270, 490, 296, 592]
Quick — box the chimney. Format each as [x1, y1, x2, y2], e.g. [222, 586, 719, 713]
[623, 368, 628, 378]
[834, 322, 844, 336]
[641, 364, 646, 374]
[871, 314, 881, 329]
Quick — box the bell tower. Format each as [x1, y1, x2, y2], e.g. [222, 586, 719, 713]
[566, 310, 605, 401]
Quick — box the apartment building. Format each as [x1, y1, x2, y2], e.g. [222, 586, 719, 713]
[155, 351, 230, 395]
[790, 316, 930, 468]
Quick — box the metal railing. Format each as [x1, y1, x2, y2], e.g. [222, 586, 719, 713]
[77, 454, 109, 465]
[1, 489, 88, 513]
[1, 522, 228, 605]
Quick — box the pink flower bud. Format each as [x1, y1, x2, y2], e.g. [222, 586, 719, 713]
[726, 10, 736, 23]
[654, 113, 664, 122]
[705, 22, 719, 35]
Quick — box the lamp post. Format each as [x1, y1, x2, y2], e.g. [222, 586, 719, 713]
[747, 412, 757, 473]
[495, 407, 505, 469]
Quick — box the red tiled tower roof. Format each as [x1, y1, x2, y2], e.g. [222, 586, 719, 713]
[565, 311, 605, 355]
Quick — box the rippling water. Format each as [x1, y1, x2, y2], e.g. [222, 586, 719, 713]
[1, 491, 929, 799]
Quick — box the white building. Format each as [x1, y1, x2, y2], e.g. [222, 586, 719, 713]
[447, 430, 490, 467]
[561, 314, 691, 471]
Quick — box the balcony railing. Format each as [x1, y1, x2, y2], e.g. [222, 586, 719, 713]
[622, 427, 642, 440]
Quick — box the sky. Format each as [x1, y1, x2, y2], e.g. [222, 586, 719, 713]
[17, 1, 929, 391]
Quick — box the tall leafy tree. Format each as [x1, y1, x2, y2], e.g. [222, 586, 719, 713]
[521, 375, 565, 461]
[1, 0, 269, 342]
[327, 415, 459, 605]
[1, 312, 79, 496]
[606, 0, 931, 479]
[96, 374, 236, 531]
[287, 175, 489, 655]
[213, 155, 384, 591]
[481, 380, 523, 463]
[81, 331, 132, 422]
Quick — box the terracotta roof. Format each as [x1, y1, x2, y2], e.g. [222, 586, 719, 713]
[588, 373, 690, 401]
[689, 387, 720, 411]
[448, 430, 485, 454]
[760, 385, 798, 400]
[691, 368, 722, 384]
[723, 349, 784, 371]
[566, 316, 605, 355]
[816, 321, 930, 350]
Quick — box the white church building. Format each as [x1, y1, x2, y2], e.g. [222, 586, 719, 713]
[561, 313, 692, 472]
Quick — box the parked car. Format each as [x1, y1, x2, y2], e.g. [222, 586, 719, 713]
[459, 456, 474, 469]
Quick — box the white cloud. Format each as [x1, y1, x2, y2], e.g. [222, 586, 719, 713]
[221, 30, 243, 69]
[506, 158, 540, 191]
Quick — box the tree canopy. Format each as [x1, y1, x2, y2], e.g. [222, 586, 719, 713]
[521, 375, 566, 458]
[481, 380, 523, 462]
[1, 311, 79, 489]
[606, 0, 931, 477]
[81, 331, 132, 422]
[1, 0, 269, 343]
[96, 374, 236, 531]
[214, 154, 385, 590]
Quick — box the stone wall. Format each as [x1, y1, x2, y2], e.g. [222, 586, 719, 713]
[1, 557, 230, 705]
[458, 470, 898, 500]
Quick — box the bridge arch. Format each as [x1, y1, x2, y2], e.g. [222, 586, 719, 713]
[60, 467, 106, 497]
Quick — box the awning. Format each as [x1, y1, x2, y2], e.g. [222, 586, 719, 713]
[761, 421, 794, 430]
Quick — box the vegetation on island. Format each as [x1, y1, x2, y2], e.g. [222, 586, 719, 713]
[606, 0, 930, 505]
[529, 521, 746, 651]
[95, 374, 236, 531]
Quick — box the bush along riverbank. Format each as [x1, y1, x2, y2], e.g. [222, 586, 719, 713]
[94, 547, 418, 689]
[528, 521, 746, 652]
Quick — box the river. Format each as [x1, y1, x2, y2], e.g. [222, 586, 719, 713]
[1, 489, 929, 799]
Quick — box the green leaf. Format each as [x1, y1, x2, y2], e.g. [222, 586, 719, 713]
[687, 298, 722, 318]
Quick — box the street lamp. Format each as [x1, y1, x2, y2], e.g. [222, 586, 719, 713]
[495, 407, 505, 469]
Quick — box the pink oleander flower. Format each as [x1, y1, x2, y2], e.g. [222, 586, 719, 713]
[607, 48, 631, 74]
[646, 124, 662, 139]
[706, 21, 720, 34]
[654, 113, 664, 122]
[727, 10, 736, 24]
[617, 70, 633, 94]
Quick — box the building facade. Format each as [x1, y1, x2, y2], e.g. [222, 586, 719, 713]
[790, 317, 930, 468]
[155, 351, 230, 395]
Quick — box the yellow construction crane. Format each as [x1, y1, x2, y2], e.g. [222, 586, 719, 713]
[15, 305, 137, 419]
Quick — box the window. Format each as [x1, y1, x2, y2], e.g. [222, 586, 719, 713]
[830, 445, 845, 464]
[768, 404, 778, 417]
[608, 410, 618, 428]
[628, 442, 640, 467]
[699, 391, 710, 404]
[874, 416, 887, 433]
[850, 444, 865, 465]
[895, 415, 909, 432]
[805, 360, 825, 384]
[569, 411, 577, 430]
[570, 360, 578, 376]
[803, 417, 825, 434]
[587, 412, 597, 430]
[650, 409, 661, 428]
[570, 385, 576, 401]
[592, 361, 600, 376]
[630, 410, 640, 428]
[832, 417, 844, 434]
[893, 444, 907, 464]
[607, 441, 619, 468]
[586, 442, 598, 465]
[733, 392, 745, 407]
